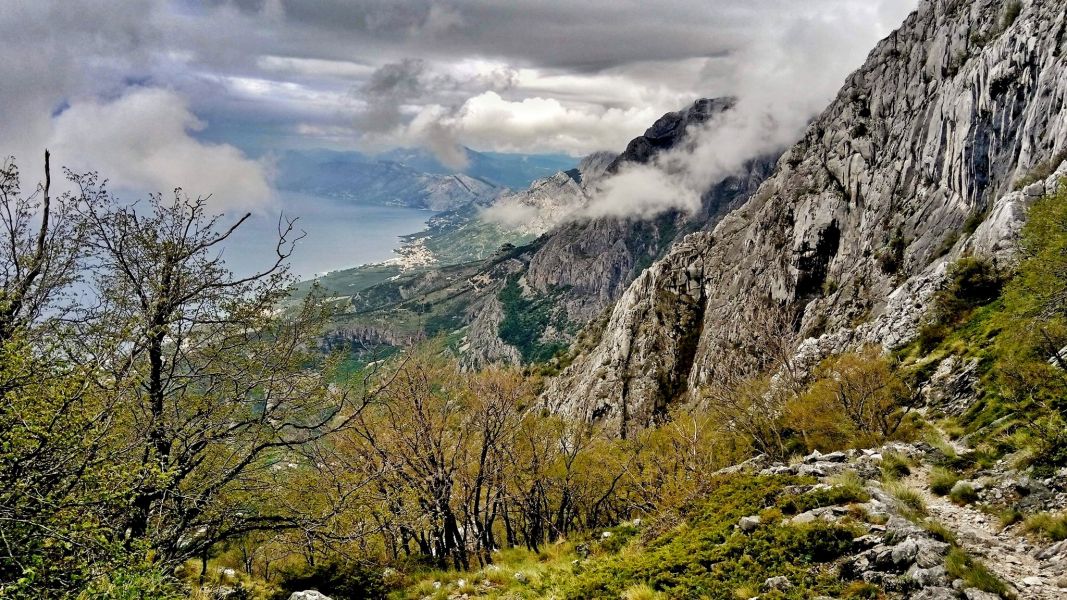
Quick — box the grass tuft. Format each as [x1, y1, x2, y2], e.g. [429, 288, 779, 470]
[1024, 512, 1067, 541]
[948, 482, 978, 505]
[622, 583, 667, 600]
[886, 482, 927, 517]
[880, 452, 912, 481]
[945, 546, 1008, 595]
[928, 467, 959, 496]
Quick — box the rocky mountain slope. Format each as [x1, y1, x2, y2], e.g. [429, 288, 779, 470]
[545, 0, 1067, 435]
[320, 99, 776, 366]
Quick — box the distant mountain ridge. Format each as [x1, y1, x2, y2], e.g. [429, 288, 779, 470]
[274, 147, 577, 211]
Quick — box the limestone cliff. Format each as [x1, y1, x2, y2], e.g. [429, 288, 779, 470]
[545, 0, 1067, 435]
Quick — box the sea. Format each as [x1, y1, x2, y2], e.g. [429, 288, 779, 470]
[224, 191, 435, 280]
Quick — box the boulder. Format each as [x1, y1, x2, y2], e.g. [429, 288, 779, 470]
[738, 515, 761, 532]
[762, 575, 792, 591]
[288, 592, 333, 600]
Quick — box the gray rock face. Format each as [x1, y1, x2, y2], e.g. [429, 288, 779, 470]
[545, 0, 1067, 434]
[922, 356, 981, 414]
[459, 99, 776, 367]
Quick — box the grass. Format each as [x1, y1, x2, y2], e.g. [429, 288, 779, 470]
[387, 474, 881, 600]
[945, 546, 1009, 596]
[948, 481, 978, 505]
[880, 452, 913, 481]
[886, 482, 927, 517]
[928, 467, 959, 496]
[1023, 512, 1067, 541]
[920, 519, 958, 545]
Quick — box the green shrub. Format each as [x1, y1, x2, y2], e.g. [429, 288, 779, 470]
[78, 564, 185, 600]
[596, 523, 640, 554]
[842, 581, 882, 599]
[562, 475, 863, 600]
[497, 275, 569, 363]
[932, 257, 1005, 326]
[1002, 1, 1022, 29]
[929, 468, 959, 496]
[1014, 151, 1067, 190]
[877, 231, 907, 275]
[779, 473, 870, 514]
[272, 560, 386, 600]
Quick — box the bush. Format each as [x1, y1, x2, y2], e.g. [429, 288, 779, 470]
[562, 475, 863, 599]
[1014, 151, 1067, 190]
[931, 257, 1005, 326]
[779, 474, 870, 515]
[78, 564, 185, 600]
[1002, 1, 1022, 29]
[928, 468, 959, 496]
[787, 347, 916, 452]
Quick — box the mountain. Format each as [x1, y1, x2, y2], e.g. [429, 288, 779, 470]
[273, 149, 502, 210]
[544, 0, 1067, 436]
[316, 97, 778, 366]
[379, 146, 579, 189]
[275, 147, 577, 212]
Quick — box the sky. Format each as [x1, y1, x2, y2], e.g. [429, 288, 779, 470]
[0, 0, 918, 214]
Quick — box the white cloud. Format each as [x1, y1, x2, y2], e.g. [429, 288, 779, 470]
[49, 88, 273, 211]
[374, 91, 659, 159]
[574, 0, 918, 222]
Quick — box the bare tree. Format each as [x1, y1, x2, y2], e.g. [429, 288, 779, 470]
[698, 301, 802, 459]
[66, 176, 371, 565]
[0, 151, 82, 342]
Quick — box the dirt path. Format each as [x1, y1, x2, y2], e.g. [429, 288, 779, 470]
[903, 464, 1063, 599]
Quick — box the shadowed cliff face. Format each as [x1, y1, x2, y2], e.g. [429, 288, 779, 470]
[545, 0, 1067, 436]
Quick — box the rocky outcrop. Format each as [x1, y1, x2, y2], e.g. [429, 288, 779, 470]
[749, 439, 1067, 598]
[546, 0, 1067, 435]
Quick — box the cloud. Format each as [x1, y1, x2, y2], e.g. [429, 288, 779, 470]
[0, 0, 919, 182]
[479, 202, 542, 229]
[49, 88, 273, 211]
[573, 0, 917, 222]
[365, 91, 660, 164]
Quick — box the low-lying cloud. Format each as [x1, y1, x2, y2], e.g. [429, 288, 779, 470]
[559, 0, 915, 223]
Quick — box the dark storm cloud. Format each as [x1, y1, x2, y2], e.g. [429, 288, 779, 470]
[201, 0, 736, 71]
